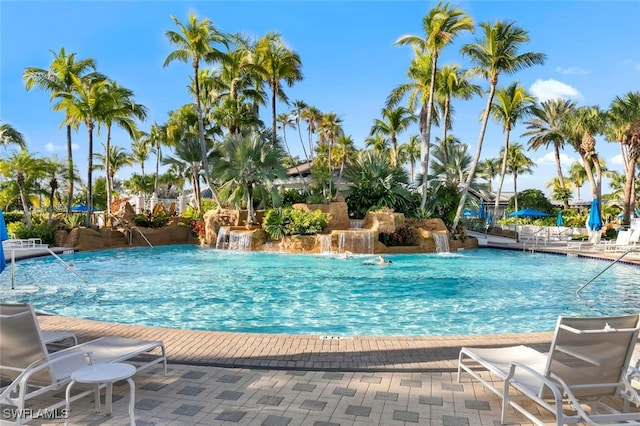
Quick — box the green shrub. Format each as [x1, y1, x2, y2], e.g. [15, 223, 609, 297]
[61, 214, 85, 229]
[280, 189, 308, 206]
[3, 211, 23, 224]
[262, 207, 329, 240]
[6, 221, 53, 245]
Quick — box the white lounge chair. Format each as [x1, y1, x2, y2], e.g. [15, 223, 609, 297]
[594, 229, 633, 252]
[0, 303, 166, 425]
[0, 304, 78, 346]
[458, 314, 640, 425]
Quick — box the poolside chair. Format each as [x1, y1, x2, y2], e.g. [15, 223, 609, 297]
[593, 229, 632, 252]
[458, 314, 640, 425]
[0, 303, 166, 425]
[0, 304, 77, 346]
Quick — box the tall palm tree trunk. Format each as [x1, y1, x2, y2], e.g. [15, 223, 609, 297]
[66, 125, 74, 214]
[453, 83, 497, 230]
[106, 126, 112, 220]
[154, 142, 161, 194]
[513, 174, 519, 212]
[622, 154, 637, 225]
[192, 61, 211, 200]
[419, 53, 438, 209]
[554, 146, 569, 209]
[86, 126, 94, 227]
[493, 129, 510, 220]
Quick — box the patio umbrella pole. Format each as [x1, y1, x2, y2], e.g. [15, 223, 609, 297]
[11, 249, 15, 290]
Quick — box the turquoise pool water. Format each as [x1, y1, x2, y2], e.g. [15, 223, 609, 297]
[1, 245, 638, 336]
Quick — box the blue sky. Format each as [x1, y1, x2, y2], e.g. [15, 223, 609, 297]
[2, 0, 639, 199]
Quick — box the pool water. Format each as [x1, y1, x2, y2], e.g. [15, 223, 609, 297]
[1, 245, 638, 336]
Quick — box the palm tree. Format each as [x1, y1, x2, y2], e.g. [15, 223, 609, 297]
[369, 106, 416, 167]
[131, 138, 151, 176]
[301, 106, 322, 161]
[476, 157, 501, 192]
[435, 64, 482, 156]
[23, 48, 98, 212]
[213, 132, 286, 224]
[489, 81, 535, 219]
[0, 151, 48, 229]
[546, 176, 573, 207]
[290, 100, 310, 162]
[317, 112, 343, 200]
[430, 136, 473, 189]
[100, 81, 147, 217]
[504, 143, 535, 211]
[398, 134, 421, 184]
[563, 106, 606, 210]
[395, 1, 474, 208]
[569, 161, 587, 201]
[164, 12, 228, 188]
[334, 135, 357, 183]
[0, 122, 27, 150]
[523, 98, 576, 209]
[607, 92, 640, 224]
[57, 74, 109, 226]
[94, 144, 134, 213]
[140, 123, 168, 194]
[163, 134, 212, 211]
[255, 32, 303, 147]
[41, 157, 68, 222]
[452, 21, 546, 229]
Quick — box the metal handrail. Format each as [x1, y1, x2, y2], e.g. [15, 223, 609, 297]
[9, 247, 87, 290]
[129, 226, 153, 248]
[520, 226, 549, 250]
[576, 248, 640, 296]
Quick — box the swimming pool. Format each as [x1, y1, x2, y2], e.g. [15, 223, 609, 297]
[1, 245, 638, 336]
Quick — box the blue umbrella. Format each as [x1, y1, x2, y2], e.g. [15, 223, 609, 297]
[0, 209, 8, 274]
[507, 208, 550, 218]
[479, 199, 486, 218]
[487, 211, 493, 225]
[71, 204, 96, 212]
[556, 211, 564, 227]
[588, 198, 603, 231]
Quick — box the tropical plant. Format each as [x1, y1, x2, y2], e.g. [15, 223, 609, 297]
[507, 188, 552, 213]
[395, 1, 474, 208]
[607, 91, 640, 224]
[369, 106, 416, 167]
[452, 20, 546, 229]
[255, 32, 303, 147]
[164, 12, 228, 188]
[262, 207, 328, 240]
[23, 47, 99, 212]
[0, 151, 48, 228]
[569, 161, 587, 200]
[213, 132, 287, 224]
[476, 157, 501, 192]
[563, 106, 606, 209]
[523, 98, 577, 209]
[343, 150, 414, 218]
[504, 142, 535, 211]
[0, 122, 28, 150]
[489, 81, 535, 219]
[398, 134, 421, 184]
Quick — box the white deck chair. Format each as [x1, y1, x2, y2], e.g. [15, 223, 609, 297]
[458, 314, 640, 425]
[0, 304, 166, 425]
[0, 304, 78, 346]
[594, 229, 632, 252]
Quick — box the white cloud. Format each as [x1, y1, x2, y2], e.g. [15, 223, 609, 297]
[622, 59, 640, 72]
[535, 152, 575, 168]
[611, 154, 625, 166]
[45, 142, 79, 152]
[529, 79, 582, 102]
[555, 66, 589, 75]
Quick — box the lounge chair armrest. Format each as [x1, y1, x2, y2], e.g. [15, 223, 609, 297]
[1, 351, 90, 404]
[506, 361, 592, 422]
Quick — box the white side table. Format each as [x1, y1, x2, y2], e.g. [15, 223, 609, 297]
[65, 362, 136, 425]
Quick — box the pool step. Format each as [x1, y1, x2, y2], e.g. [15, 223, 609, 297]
[109, 229, 129, 248]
